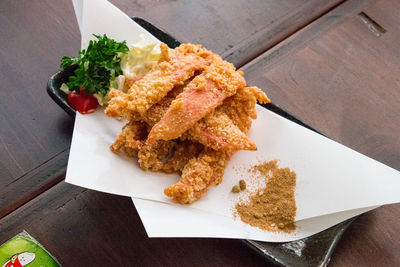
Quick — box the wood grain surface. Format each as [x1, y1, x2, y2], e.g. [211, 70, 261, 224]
[243, 0, 400, 167]
[241, 0, 400, 265]
[111, 0, 345, 66]
[0, 0, 77, 186]
[0, 181, 268, 266]
[0, 149, 68, 218]
[0, 0, 341, 218]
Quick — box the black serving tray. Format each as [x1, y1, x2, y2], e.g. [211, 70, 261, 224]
[47, 17, 355, 267]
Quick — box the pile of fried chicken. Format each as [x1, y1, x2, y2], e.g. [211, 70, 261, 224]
[105, 43, 269, 204]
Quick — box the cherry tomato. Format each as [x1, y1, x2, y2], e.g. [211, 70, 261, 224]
[67, 89, 99, 114]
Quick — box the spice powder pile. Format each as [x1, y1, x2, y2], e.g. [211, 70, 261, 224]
[234, 160, 297, 233]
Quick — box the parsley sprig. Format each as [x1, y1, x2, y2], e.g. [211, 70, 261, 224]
[61, 34, 129, 96]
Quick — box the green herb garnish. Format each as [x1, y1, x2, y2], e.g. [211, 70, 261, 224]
[61, 34, 129, 96]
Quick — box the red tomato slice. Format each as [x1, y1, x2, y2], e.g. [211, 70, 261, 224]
[67, 89, 99, 114]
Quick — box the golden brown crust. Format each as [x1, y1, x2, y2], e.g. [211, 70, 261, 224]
[105, 43, 269, 204]
[164, 148, 233, 204]
[158, 43, 171, 63]
[218, 86, 269, 133]
[105, 89, 138, 121]
[138, 140, 203, 173]
[110, 121, 148, 157]
[146, 59, 246, 144]
[186, 110, 256, 151]
[106, 44, 218, 117]
[128, 53, 209, 114]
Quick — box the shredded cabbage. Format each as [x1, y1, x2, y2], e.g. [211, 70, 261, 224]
[120, 41, 160, 79]
[60, 83, 70, 94]
[101, 39, 160, 105]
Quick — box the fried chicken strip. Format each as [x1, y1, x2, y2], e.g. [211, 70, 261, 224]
[163, 87, 269, 203]
[106, 53, 208, 117]
[138, 140, 203, 173]
[144, 97, 257, 151]
[184, 86, 269, 150]
[140, 86, 263, 151]
[139, 84, 186, 127]
[106, 43, 217, 119]
[161, 43, 218, 61]
[105, 89, 141, 121]
[110, 121, 148, 157]
[112, 85, 268, 157]
[164, 148, 233, 204]
[147, 59, 246, 144]
[219, 86, 270, 133]
[185, 110, 256, 151]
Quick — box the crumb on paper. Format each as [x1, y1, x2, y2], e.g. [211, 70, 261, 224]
[232, 185, 241, 193]
[239, 179, 246, 190]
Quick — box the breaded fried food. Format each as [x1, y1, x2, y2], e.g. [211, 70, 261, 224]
[138, 140, 177, 172]
[110, 121, 148, 157]
[106, 53, 208, 117]
[185, 86, 269, 150]
[140, 96, 175, 127]
[106, 43, 217, 119]
[219, 86, 270, 133]
[186, 110, 256, 151]
[147, 59, 246, 144]
[129, 88, 257, 151]
[108, 83, 257, 152]
[139, 84, 186, 127]
[164, 148, 233, 204]
[106, 42, 269, 204]
[138, 140, 203, 173]
[105, 89, 140, 120]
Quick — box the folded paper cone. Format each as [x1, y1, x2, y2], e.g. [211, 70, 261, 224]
[132, 197, 378, 242]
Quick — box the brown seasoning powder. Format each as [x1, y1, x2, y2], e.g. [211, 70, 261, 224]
[234, 160, 297, 233]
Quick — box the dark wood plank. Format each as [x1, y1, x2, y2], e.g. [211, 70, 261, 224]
[331, 204, 400, 267]
[111, 0, 344, 67]
[0, 0, 76, 185]
[0, 0, 342, 222]
[0, 149, 68, 218]
[240, 0, 400, 265]
[0, 181, 269, 266]
[243, 0, 400, 169]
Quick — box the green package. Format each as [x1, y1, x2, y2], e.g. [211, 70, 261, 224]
[0, 231, 60, 267]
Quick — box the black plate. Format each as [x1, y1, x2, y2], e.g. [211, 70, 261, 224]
[47, 17, 355, 267]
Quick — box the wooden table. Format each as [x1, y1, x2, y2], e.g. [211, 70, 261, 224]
[0, 0, 399, 266]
